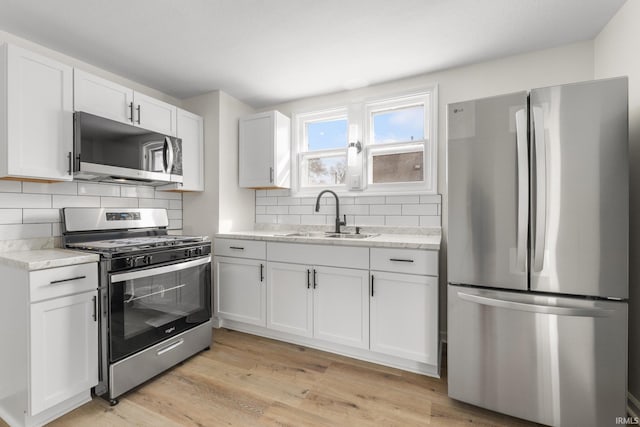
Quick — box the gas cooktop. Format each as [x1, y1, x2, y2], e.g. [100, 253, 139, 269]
[67, 235, 208, 253]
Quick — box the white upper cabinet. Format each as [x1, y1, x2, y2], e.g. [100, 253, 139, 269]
[239, 111, 290, 189]
[0, 43, 74, 181]
[73, 69, 134, 124]
[158, 108, 204, 192]
[73, 69, 177, 136]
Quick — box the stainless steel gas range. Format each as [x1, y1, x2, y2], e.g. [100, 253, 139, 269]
[62, 208, 212, 405]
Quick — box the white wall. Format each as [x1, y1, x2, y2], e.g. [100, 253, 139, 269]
[594, 0, 640, 407]
[262, 41, 595, 334]
[182, 90, 255, 237]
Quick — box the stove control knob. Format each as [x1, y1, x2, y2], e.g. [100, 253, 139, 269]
[184, 249, 192, 257]
[195, 247, 203, 256]
[144, 255, 153, 264]
[125, 257, 134, 267]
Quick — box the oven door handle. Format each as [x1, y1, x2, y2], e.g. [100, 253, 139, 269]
[111, 255, 211, 282]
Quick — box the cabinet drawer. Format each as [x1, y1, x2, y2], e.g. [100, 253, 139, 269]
[267, 242, 368, 270]
[30, 262, 98, 302]
[214, 238, 266, 259]
[370, 248, 438, 276]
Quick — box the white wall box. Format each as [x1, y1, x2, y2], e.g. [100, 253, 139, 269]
[73, 69, 177, 136]
[0, 43, 74, 182]
[159, 108, 205, 192]
[0, 261, 98, 427]
[239, 110, 290, 189]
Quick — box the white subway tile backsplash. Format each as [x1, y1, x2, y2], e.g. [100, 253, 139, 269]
[402, 204, 438, 215]
[0, 193, 51, 208]
[386, 195, 420, 204]
[355, 196, 386, 205]
[0, 181, 183, 242]
[155, 190, 182, 200]
[386, 215, 419, 226]
[420, 216, 441, 227]
[0, 181, 22, 193]
[100, 197, 139, 208]
[0, 224, 51, 240]
[121, 185, 155, 198]
[23, 209, 60, 224]
[78, 182, 120, 197]
[369, 204, 401, 215]
[23, 181, 77, 195]
[0, 209, 22, 224]
[254, 189, 441, 230]
[266, 205, 288, 215]
[139, 198, 170, 208]
[52, 195, 100, 208]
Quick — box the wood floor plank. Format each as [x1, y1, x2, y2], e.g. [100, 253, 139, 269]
[0, 328, 541, 427]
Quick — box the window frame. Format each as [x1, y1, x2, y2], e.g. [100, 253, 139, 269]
[291, 86, 438, 196]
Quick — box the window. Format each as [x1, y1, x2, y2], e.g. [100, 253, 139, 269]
[296, 109, 348, 188]
[292, 88, 437, 195]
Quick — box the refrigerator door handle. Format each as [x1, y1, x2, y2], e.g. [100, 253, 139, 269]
[456, 291, 613, 317]
[532, 105, 547, 272]
[515, 108, 528, 272]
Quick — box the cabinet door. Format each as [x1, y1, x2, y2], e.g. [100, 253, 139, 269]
[176, 109, 204, 191]
[267, 262, 313, 337]
[4, 44, 73, 181]
[239, 112, 274, 188]
[370, 271, 438, 364]
[313, 266, 369, 349]
[73, 69, 134, 124]
[134, 91, 177, 136]
[29, 291, 98, 415]
[214, 256, 266, 326]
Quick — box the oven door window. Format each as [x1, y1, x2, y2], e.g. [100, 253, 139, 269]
[109, 257, 211, 362]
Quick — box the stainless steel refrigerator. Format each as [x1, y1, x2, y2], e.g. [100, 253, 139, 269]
[447, 77, 628, 427]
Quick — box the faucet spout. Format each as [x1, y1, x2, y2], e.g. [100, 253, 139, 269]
[315, 189, 346, 233]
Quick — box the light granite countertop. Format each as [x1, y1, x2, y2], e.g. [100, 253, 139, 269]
[0, 249, 100, 271]
[215, 225, 441, 250]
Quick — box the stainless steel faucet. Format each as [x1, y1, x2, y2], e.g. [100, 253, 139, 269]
[315, 189, 346, 234]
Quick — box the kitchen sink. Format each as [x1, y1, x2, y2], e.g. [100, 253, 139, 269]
[277, 231, 377, 239]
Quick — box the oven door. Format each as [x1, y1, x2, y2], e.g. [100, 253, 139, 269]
[109, 255, 211, 362]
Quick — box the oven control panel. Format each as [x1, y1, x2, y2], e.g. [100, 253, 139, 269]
[110, 244, 211, 272]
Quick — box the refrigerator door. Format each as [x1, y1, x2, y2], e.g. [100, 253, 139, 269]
[529, 78, 628, 298]
[448, 92, 528, 290]
[448, 284, 627, 427]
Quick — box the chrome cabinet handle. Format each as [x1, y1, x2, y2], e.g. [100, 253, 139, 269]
[260, 264, 264, 282]
[128, 102, 134, 122]
[92, 295, 97, 322]
[269, 167, 274, 183]
[307, 269, 311, 289]
[313, 269, 317, 289]
[136, 104, 141, 124]
[229, 246, 244, 250]
[50, 275, 86, 285]
[389, 258, 414, 263]
[371, 275, 374, 297]
[67, 151, 73, 175]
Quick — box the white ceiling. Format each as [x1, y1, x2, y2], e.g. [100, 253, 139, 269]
[0, 0, 626, 107]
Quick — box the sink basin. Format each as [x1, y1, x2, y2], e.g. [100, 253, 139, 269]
[276, 231, 377, 239]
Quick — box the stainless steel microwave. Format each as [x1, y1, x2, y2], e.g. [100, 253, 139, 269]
[73, 112, 182, 185]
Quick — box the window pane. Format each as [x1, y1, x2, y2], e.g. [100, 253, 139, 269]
[372, 105, 424, 144]
[372, 150, 424, 183]
[307, 119, 347, 151]
[305, 156, 347, 185]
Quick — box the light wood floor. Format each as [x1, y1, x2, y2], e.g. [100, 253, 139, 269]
[1, 328, 540, 426]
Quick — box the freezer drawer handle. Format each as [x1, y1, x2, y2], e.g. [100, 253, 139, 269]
[457, 291, 614, 317]
[389, 258, 414, 263]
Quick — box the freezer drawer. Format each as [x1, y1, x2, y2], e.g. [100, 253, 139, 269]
[447, 285, 627, 427]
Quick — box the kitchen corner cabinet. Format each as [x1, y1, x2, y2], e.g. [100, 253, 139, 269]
[370, 248, 439, 364]
[158, 108, 205, 192]
[239, 110, 290, 189]
[0, 262, 98, 427]
[213, 239, 267, 326]
[0, 43, 74, 182]
[73, 69, 177, 136]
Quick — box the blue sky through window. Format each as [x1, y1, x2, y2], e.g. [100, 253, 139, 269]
[373, 105, 424, 144]
[307, 119, 347, 151]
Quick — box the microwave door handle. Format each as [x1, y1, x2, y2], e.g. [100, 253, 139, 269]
[165, 136, 175, 174]
[163, 138, 169, 173]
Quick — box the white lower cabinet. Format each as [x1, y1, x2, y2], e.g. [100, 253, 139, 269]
[214, 256, 266, 326]
[0, 261, 98, 427]
[313, 266, 369, 349]
[370, 271, 438, 364]
[266, 262, 369, 349]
